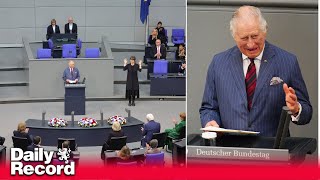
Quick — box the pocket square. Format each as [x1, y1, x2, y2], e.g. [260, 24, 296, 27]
[270, 77, 283, 85]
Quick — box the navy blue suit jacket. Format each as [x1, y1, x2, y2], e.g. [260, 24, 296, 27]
[200, 41, 312, 136]
[62, 67, 80, 82]
[142, 120, 161, 143]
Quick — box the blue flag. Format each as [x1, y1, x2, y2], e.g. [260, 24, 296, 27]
[140, 0, 151, 24]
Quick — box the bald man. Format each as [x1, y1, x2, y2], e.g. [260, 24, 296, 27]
[64, 17, 77, 34]
[63, 60, 80, 84]
[199, 6, 312, 136]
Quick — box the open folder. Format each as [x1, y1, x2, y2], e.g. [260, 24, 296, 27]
[201, 126, 260, 135]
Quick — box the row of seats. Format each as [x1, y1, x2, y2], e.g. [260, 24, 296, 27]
[37, 47, 100, 59]
[152, 60, 183, 75]
[156, 28, 185, 45]
[12, 136, 77, 152]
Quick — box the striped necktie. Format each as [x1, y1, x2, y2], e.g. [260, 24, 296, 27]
[245, 58, 257, 111]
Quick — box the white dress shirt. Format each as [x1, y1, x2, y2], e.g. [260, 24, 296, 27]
[69, 23, 73, 32]
[52, 25, 56, 33]
[241, 44, 301, 121]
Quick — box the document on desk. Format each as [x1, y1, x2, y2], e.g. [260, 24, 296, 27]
[68, 80, 76, 84]
[201, 126, 260, 135]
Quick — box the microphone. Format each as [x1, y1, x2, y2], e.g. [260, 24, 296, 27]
[82, 77, 86, 84]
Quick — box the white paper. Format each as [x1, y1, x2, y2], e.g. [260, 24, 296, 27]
[201, 126, 260, 135]
[68, 80, 76, 84]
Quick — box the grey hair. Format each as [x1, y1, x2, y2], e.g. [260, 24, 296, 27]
[230, 6, 268, 38]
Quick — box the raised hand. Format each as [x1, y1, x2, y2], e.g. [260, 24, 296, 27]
[124, 58, 128, 65]
[283, 83, 300, 115]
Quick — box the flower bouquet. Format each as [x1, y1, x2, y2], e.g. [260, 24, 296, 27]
[107, 115, 127, 125]
[78, 117, 98, 127]
[48, 118, 68, 127]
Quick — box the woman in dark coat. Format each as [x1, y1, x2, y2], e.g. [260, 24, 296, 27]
[123, 56, 142, 106]
[101, 122, 124, 160]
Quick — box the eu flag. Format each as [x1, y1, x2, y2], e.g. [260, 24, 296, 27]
[140, 0, 151, 24]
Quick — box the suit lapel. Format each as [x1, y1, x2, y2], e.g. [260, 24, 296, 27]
[252, 42, 275, 106]
[229, 48, 247, 104]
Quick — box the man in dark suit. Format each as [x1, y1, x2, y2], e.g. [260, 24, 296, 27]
[64, 17, 77, 34]
[27, 136, 41, 151]
[141, 114, 161, 147]
[46, 19, 60, 40]
[200, 6, 312, 137]
[62, 60, 80, 83]
[151, 39, 166, 59]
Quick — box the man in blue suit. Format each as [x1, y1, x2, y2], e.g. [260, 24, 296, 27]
[62, 60, 80, 83]
[200, 6, 312, 137]
[141, 113, 161, 147]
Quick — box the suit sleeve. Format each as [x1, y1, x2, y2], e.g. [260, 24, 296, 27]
[142, 124, 147, 136]
[148, 36, 152, 45]
[199, 57, 222, 127]
[57, 26, 60, 34]
[162, 47, 167, 59]
[47, 26, 50, 35]
[290, 56, 312, 125]
[62, 69, 67, 81]
[76, 69, 80, 80]
[64, 24, 68, 34]
[74, 24, 78, 34]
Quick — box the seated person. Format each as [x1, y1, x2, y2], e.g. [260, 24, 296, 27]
[0, 136, 5, 145]
[148, 29, 159, 45]
[46, 19, 60, 40]
[141, 114, 161, 147]
[27, 136, 41, 151]
[116, 145, 134, 163]
[151, 39, 167, 59]
[179, 61, 186, 74]
[175, 44, 186, 60]
[155, 21, 167, 45]
[13, 122, 33, 145]
[101, 122, 125, 159]
[145, 139, 161, 155]
[64, 17, 77, 34]
[165, 112, 186, 139]
[62, 60, 80, 84]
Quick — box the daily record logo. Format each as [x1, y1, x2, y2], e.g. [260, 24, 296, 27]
[10, 148, 75, 176]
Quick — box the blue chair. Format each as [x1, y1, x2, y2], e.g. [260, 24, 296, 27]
[48, 39, 54, 49]
[62, 44, 77, 58]
[85, 48, 100, 58]
[171, 29, 185, 45]
[37, 48, 51, 59]
[145, 152, 165, 167]
[153, 60, 168, 75]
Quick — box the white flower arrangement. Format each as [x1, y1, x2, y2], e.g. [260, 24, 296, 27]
[107, 115, 127, 125]
[78, 117, 98, 127]
[48, 118, 68, 127]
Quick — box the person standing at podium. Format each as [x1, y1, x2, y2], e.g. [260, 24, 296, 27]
[64, 17, 77, 34]
[199, 6, 312, 136]
[63, 60, 80, 84]
[123, 56, 142, 106]
[46, 19, 60, 40]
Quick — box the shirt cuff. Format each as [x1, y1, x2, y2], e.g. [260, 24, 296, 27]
[291, 103, 302, 122]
